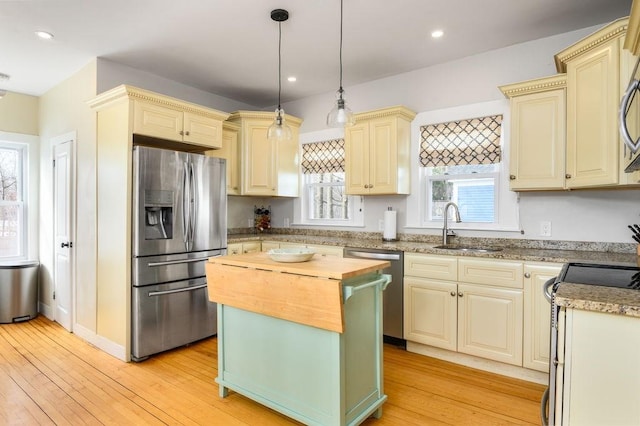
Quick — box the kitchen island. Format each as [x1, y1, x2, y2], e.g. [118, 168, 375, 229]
[205, 252, 391, 426]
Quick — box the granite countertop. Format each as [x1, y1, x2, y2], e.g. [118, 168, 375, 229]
[555, 283, 640, 318]
[228, 233, 639, 266]
[229, 232, 640, 317]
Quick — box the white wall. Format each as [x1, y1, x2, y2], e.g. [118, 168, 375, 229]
[274, 23, 640, 244]
[39, 60, 97, 328]
[96, 58, 258, 112]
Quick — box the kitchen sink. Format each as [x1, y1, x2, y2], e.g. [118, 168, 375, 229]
[432, 245, 503, 253]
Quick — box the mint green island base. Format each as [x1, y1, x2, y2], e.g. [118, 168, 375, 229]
[207, 254, 391, 426]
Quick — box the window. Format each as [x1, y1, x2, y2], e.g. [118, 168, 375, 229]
[0, 142, 27, 259]
[300, 139, 363, 226]
[420, 115, 503, 225]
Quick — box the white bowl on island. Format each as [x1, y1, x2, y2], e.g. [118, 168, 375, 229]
[268, 248, 315, 263]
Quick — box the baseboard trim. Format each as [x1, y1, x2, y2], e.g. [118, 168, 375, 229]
[73, 323, 128, 362]
[406, 341, 548, 385]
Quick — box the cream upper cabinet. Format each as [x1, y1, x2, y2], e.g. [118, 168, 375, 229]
[207, 122, 240, 195]
[500, 75, 567, 190]
[87, 85, 229, 354]
[226, 111, 302, 197]
[523, 262, 562, 373]
[555, 18, 632, 189]
[131, 92, 227, 150]
[404, 253, 524, 366]
[344, 106, 416, 195]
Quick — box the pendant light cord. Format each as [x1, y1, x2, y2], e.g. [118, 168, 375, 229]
[277, 21, 282, 110]
[339, 0, 344, 93]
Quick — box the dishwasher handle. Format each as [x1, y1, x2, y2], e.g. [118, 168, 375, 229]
[344, 250, 401, 261]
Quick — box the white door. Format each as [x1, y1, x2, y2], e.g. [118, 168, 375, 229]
[53, 136, 74, 331]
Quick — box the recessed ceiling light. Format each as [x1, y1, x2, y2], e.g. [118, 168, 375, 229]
[287, 76, 297, 82]
[431, 30, 444, 39]
[35, 31, 54, 40]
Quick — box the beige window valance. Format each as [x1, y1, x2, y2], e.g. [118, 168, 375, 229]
[419, 115, 502, 167]
[301, 139, 345, 174]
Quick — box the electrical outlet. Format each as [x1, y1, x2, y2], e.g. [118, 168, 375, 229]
[540, 221, 552, 237]
[284, 218, 290, 228]
[378, 219, 384, 231]
[247, 218, 253, 228]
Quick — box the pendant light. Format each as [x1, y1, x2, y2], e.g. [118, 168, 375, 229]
[327, 0, 355, 127]
[267, 9, 292, 141]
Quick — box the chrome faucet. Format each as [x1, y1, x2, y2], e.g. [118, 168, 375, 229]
[442, 202, 462, 245]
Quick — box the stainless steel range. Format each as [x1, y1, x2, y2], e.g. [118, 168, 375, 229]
[541, 262, 640, 425]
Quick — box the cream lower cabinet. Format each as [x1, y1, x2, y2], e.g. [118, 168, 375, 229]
[226, 111, 302, 197]
[132, 93, 227, 150]
[558, 308, 640, 425]
[404, 254, 524, 366]
[206, 122, 240, 195]
[227, 241, 261, 255]
[344, 106, 416, 195]
[523, 262, 562, 373]
[500, 75, 567, 190]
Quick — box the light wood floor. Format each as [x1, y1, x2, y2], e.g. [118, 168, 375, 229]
[0, 316, 545, 425]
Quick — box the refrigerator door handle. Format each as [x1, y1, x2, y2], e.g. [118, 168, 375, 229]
[181, 161, 190, 251]
[147, 256, 211, 267]
[189, 161, 197, 250]
[148, 283, 208, 297]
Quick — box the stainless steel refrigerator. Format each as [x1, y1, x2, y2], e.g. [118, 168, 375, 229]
[131, 145, 226, 361]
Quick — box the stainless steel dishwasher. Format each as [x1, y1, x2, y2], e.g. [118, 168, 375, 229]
[343, 247, 404, 348]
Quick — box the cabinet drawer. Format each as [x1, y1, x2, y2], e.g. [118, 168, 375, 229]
[306, 244, 343, 258]
[458, 258, 523, 289]
[404, 253, 457, 281]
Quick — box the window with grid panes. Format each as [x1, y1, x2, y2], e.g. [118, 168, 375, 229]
[301, 139, 362, 225]
[420, 115, 502, 224]
[0, 141, 27, 259]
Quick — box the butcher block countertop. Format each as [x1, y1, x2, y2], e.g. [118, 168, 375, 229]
[206, 252, 390, 333]
[209, 251, 390, 280]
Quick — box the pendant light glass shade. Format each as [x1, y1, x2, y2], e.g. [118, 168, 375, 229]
[268, 9, 292, 141]
[327, 88, 355, 127]
[327, 0, 354, 128]
[267, 107, 292, 140]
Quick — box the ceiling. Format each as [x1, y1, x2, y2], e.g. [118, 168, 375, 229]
[0, 0, 633, 107]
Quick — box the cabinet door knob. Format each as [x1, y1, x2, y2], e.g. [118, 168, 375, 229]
[509, 174, 516, 180]
[565, 174, 572, 179]
[458, 292, 463, 297]
[450, 291, 456, 297]
[179, 130, 184, 136]
[364, 184, 369, 189]
[185, 131, 190, 136]
[524, 272, 531, 278]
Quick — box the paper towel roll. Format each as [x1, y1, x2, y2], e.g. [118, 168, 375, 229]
[383, 210, 397, 241]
